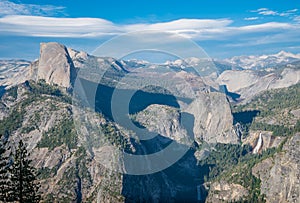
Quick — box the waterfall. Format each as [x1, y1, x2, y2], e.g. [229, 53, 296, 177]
[253, 133, 263, 154]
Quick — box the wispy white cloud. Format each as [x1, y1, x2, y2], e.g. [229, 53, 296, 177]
[257, 8, 268, 12]
[287, 9, 298, 13]
[0, 0, 65, 16]
[244, 17, 259, 21]
[124, 19, 232, 31]
[123, 18, 233, 40]
[0, 15, 121, 37]
[251, 8, 298, 17]
[260, 10, 278, 16]
[236, 22, 294, 32]
[287, 45, 300, 49]
[294, 16, 300, 22]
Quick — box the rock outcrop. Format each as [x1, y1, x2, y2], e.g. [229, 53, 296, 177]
[185, 92, 239, 144]
[133, 104, 190, 143]
[30, 42, 76, 89]
[242, 131, 284, 153]
[205, 181, 249, 202]
[252, 134, 300, 203]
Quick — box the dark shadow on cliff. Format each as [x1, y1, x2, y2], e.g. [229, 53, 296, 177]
[121, 144, 209, 203]
[219, 85, 241, 102]
[233, 110, 260, 124]
[0, 86, 6, 98]
[77, 78, 191, 121]
[121, 112, 208, 202]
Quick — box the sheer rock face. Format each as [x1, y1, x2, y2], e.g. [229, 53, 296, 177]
[185, 92, 238, 144]
[252, 134, 300, 203]
[31, 42, 76, 88]
[242, 131, 284, 152]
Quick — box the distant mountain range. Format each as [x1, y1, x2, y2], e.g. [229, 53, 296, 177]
[220, 51, 300, 70]
[123, 51, 300, 74]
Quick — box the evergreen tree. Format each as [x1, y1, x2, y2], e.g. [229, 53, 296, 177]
[10, 140, 40, 203]
[0, 134, 10, 202]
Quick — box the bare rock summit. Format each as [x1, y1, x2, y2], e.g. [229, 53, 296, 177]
[31, 42, 76, 88]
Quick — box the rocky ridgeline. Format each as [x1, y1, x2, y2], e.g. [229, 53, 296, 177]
[217, 68, 300, 103]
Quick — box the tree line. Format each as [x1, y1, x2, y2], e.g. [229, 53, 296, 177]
[0, 134, 40, 202]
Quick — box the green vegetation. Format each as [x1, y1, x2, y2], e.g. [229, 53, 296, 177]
[75, 146, 92, 184]
[232, 83, 300, 138]
[27, 80, 72, 104]
[199, 143, 276, 202]
[37, 167, 57, 179]
[199, 143, 275, 182]
[0, 80, 82, 201]
[37, 117, 77, 150]
[0, 109, 24, 137]
[0, 80, 72, 137]
[233, 83, 300, 115]
[9, 140, 41, 202]
[101, 122, 128, 149]
[43, 194, 56, 202]
[1, 137, 41, 202]
[204, 83, 300, 202]
[55, 147, 94, 203]
[0, 134, 10, 202]
[57, 165, 77, 200]
[199, 144, 252, 179]
[251, 121, 300, 137]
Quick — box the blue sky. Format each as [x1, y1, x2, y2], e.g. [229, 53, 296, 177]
[0, 0, 300, 59]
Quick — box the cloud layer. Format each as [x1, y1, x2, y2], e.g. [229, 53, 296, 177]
[0, 15, 298, 41]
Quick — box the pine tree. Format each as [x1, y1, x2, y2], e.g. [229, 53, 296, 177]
[0, 134, 10, 202]
[10, 140, 40, 203]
